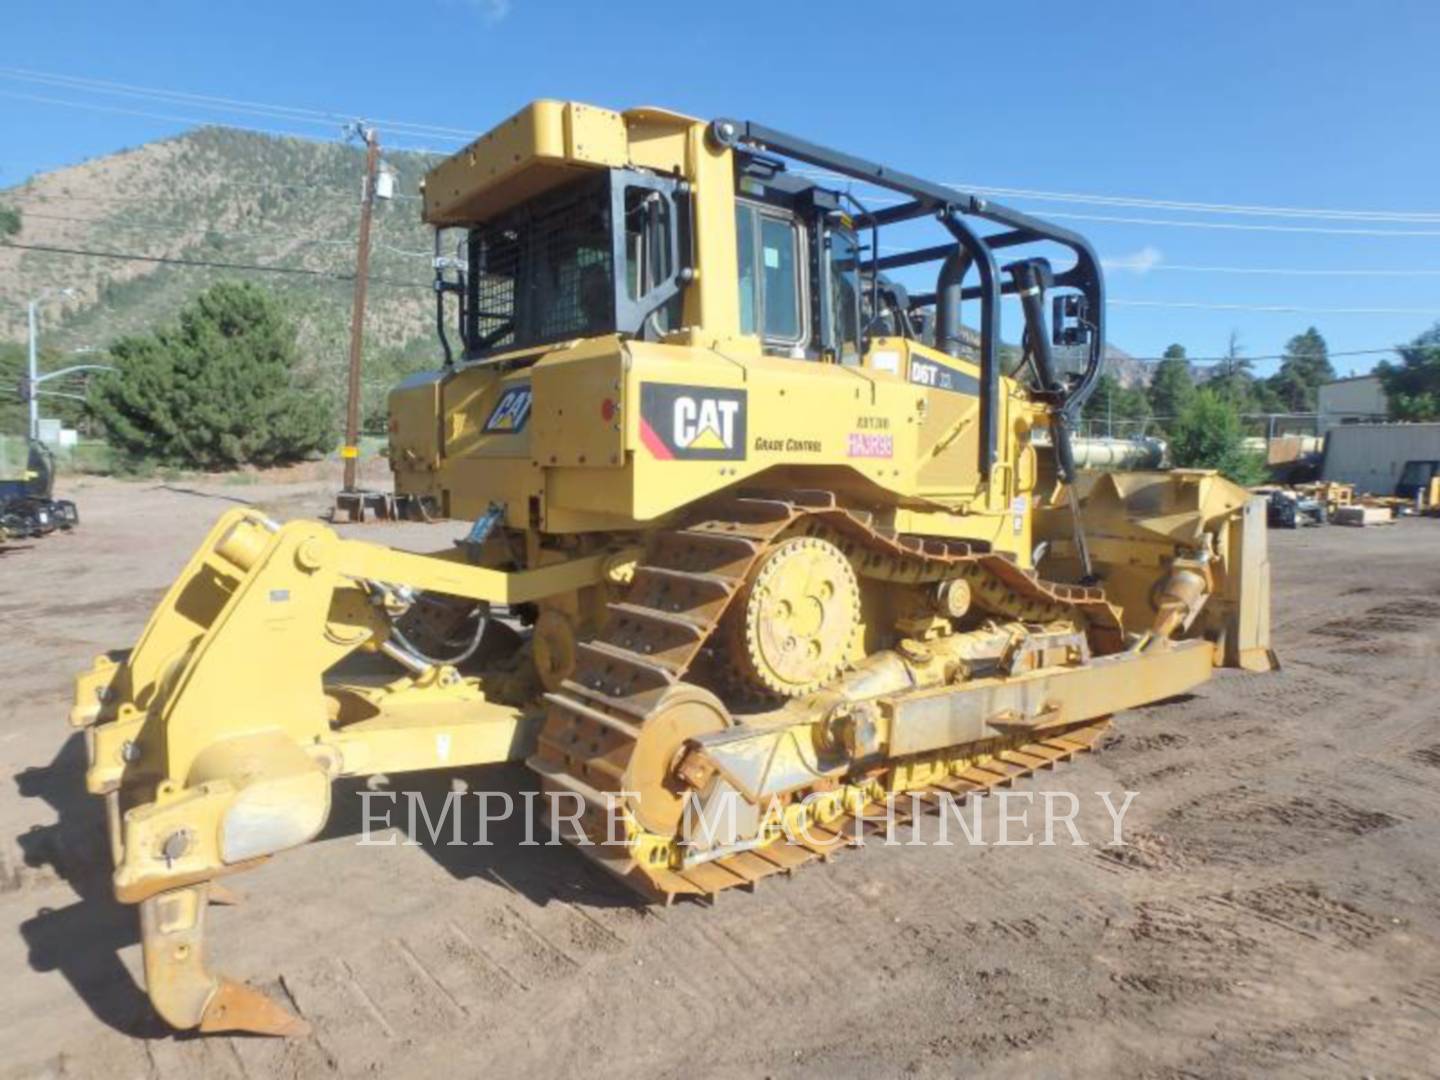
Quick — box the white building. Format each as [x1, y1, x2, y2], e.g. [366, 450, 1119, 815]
[1316, 375, 1387, 432]
[1322, 422, 1440, 494]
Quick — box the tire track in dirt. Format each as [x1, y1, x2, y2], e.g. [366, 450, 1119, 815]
[1158, 785, 1401, 867]
[1208, 880, 1391, 948]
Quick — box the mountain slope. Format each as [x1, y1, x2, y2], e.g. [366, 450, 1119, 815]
[1, 127, 445, 396]
[1103, 344, 1155, 389]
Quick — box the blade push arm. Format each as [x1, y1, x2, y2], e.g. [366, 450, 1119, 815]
[71, 508, 605, 1034]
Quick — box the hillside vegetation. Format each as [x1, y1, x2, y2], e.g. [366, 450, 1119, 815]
[1, 127, 446, 429]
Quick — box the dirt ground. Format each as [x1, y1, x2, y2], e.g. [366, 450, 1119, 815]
[3, 475, 1438, 1079]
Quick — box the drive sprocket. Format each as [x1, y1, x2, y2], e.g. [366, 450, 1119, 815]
[729, 534, 860, 698]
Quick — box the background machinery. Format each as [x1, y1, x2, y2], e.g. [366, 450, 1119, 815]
[1, 436, 78, 541]
[71, 101, 1273, 1036]
[1396, 459, 1440, 507]
[1262, 486, 1328, 529]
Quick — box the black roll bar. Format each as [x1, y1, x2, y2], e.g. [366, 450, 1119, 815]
[938, 213, 1000, 478]
[709, 118, 1109, 482]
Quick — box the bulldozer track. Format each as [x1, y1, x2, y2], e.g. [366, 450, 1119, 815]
[530, 491, 1127, 901]
[540, 713, 1112, 903]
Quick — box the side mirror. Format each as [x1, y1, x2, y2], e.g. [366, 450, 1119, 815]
[1052, 294, 1091, 347]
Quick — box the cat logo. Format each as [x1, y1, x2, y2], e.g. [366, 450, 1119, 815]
[483, 384, 533, 433]
[639, 383, 747, 461]
[674, 398, 740, 449]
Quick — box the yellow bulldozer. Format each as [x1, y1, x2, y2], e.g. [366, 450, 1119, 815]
[70, 100, 1274, 1036]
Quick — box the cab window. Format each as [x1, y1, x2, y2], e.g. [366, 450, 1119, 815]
[828, 227, 861, 364]
[736, 202, 805, 346]
[624, 186, 679, 335]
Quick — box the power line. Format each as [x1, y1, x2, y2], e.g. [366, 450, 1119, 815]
[0, 66, 473, 141]
[6, 79, 1438, 328]
[4, 179, 426, 205]
[871, 195, 1440, 235]
[1141, 263, 1440, 277]
[826, 183, 1440, 236]
[1127, 346, 1400, 363]
[0, 239, 430, 288]
[951, 183, 1440, 224]
[15, 209, 433, 256]
[0, 88, 455, 156]
[12, 71, 1438, 241]
[794, 169, 1440, 225]
[874, 243, 1440, 280]
[1033, 210, 1440, 238]
[200, 175, 428, 200]
[14, 198, 1440, 272]
[1110, 298, 1437, 315]
[0, 88, 338, 146]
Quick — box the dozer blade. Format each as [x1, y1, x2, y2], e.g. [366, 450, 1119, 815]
[1035, 469, 1277, 672]
[72, 507, 579, 1035]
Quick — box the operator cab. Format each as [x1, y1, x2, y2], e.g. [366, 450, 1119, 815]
[445, 169, 688, 362]
[432, 147, 903, 370]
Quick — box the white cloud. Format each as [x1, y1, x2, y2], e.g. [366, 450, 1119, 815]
[465, 0, 511, 23]
[1102, 245, 1163, 274]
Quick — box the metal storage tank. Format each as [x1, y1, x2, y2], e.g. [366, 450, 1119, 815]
[1321, 423, 1440, 494]
[1068, 435, 1168, 470]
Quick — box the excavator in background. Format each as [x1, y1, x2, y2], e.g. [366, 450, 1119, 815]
[1, 437, 78, 541]
[71, 101, 1274, 1036]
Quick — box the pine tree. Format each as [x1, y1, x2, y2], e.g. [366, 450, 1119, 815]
[89, 282, 335, 468]
[1169, 389, 1267, 486]
[1148, 343, 1196, 425]
[1205, 330, 1256, 408]
[1375, 322, 1440, 421]
[1266, 327, 1335, 412]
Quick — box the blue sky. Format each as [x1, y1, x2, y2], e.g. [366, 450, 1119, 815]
[3, 0, 1438, 376]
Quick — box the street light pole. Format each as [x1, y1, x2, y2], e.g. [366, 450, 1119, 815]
[27, 298, 38, 440]
[26, 287, 75, 440]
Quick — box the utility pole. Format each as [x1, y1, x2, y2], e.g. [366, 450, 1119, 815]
[341, 125, 380, 493]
